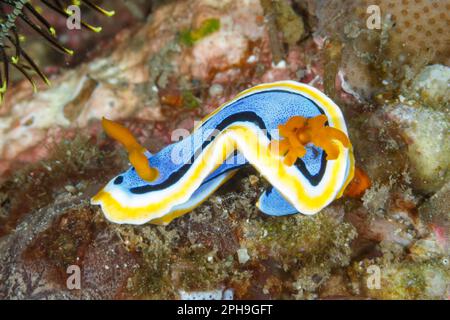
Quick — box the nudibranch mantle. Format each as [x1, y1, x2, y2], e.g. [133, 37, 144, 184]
[92, 81, 355, 225]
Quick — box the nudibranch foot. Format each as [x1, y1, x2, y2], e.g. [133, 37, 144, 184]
[257, 186, 298, 216]
[92, 81, 355, 225]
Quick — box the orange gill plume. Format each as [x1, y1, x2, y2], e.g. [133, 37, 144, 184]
[270, 114, 350, 166]
[101, 117, 158, 182]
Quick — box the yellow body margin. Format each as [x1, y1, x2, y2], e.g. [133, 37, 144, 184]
[149, 170, 238, 225]
[92, 123, 350, 224]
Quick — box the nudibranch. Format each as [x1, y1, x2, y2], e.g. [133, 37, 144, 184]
[92, 81, 357, 225]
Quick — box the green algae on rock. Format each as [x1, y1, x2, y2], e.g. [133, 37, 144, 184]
[179, 18, 221, 47]
[350, 258, 449, 300]
[0, 134, 123, 237]
[240, 206, 357, 299]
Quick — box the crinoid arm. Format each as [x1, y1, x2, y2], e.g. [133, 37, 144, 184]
[0, 0, 115, 102]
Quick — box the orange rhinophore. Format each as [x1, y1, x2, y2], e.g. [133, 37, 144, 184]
[102, 117, 158, 182]
[270, 114, 350, 166]
[344, 167, 371, 197]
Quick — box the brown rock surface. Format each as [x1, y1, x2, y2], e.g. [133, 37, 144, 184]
[0, 0, 448, 300]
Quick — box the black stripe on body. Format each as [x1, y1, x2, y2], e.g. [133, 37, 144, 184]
[129, 90, 329, 194]
[130, 111, 268, 194]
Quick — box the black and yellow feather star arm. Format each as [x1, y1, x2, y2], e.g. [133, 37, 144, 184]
[0, 0, 115, 102]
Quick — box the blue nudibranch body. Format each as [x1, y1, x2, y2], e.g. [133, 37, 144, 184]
[91, 81, 355, 225]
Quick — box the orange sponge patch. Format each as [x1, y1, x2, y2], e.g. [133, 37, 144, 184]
[344, 167, 371, 198]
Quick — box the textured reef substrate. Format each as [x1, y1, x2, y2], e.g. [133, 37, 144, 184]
[0, 0, 448, 299]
